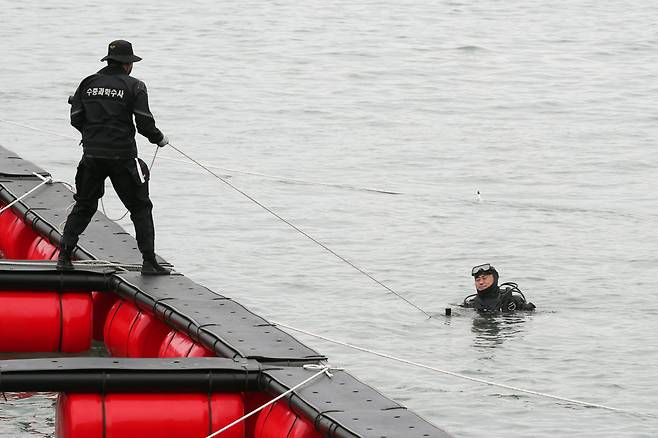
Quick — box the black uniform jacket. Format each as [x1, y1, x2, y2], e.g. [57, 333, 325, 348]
[70, 65, 164, 159]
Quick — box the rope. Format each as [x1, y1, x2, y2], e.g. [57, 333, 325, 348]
[204, 364, 339, 438]
[72, 259, 143, 271]
[0, 118, 429, 316]
[0, 118, 400, 195]
[0, 118, 77, 141]
[0, 117, 156, 222]
[155, 155, 401, 195]
[99, 197, 128, 222]
[0, 259, 139, 271]
[0, 171, 74, 233]
[168, 143, 432, 318]
[99, 146, 160, 221]
[272, 321, 657, 419]
[0, 172, 53, 215]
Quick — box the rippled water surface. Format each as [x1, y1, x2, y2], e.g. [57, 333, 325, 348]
[1, 1, 657, 437]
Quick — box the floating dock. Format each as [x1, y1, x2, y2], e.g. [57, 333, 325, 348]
[0, 144, 452, 438]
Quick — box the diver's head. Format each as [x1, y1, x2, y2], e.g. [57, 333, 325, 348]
[471, 263, 499, 293]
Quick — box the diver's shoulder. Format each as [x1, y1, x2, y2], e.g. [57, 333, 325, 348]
[500, 283, 537, 311]
[460, 293, 478, 308]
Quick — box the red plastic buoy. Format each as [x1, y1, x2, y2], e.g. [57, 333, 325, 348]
[159, 330, 214, 358]
[254, 400, 323, 438]
[0, 205, 19, 254]
[56, 392, 244, 438]
[244, 393, 273, 438]
[26, 236, 58, 260]
[0, 291, 92, 353]
[287, 418, 324, 438]
[91, 291, 119, 341]
[2, 215, 39, 259]
[104, 300, 171, 357]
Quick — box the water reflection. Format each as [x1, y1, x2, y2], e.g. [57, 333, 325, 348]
[471, 312, 532, 348]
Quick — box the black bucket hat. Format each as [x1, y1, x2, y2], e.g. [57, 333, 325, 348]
[100, 40, 142, 63]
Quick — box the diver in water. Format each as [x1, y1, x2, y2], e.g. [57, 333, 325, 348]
[461, 263, 536, 312]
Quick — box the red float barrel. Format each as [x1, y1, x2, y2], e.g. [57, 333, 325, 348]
[26, 236, 59, 260]
[91, 291, 118, 341]
[56, 392, 245, 438]
[159, 330, 214, 358]
[2, 215, 39, 259]
[245, 393, 273, 438]
[104, 300, 171, 357]
[0, 292, 92, 353]
[254, 400, 323, 438]
[287, 418, 323, 438]
[0, 206, 19, 255]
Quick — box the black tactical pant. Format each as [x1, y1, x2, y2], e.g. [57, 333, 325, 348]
[61, 156, 155, 256]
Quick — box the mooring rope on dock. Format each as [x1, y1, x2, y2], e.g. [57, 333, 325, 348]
[0, 172, 53, 215]
[204, 364, 340, 438]
[271, 321, 657, 419]
[0, 259, 141, 272]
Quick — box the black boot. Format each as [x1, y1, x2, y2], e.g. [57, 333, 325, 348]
[56, 244, 74, 271]
[141, 253, 172, 276]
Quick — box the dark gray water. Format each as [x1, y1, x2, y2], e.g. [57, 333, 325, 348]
[1, 1, 657, 437]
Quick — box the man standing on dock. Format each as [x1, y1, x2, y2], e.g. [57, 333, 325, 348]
[57, 40, 171, 275]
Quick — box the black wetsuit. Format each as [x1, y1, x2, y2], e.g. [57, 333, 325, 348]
[462, 283, 536, 313]
[62, 64, 164, 256]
